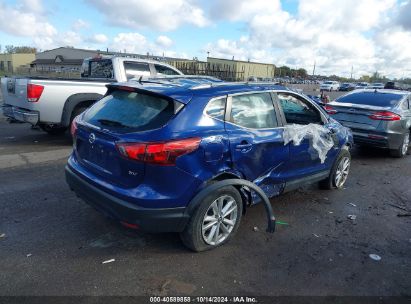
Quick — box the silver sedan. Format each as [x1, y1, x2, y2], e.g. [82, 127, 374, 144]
[324, 89, 411, 157]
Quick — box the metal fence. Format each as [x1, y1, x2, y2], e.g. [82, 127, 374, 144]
[15, 67, 81, 78]
[169, 61, 244, 81]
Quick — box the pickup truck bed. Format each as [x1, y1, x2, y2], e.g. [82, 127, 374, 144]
[1, 77, 111, 126]
[1, 56, 183, 135]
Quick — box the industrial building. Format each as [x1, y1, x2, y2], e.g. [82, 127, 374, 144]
[31, 47, 184, 72]
[0, 53, 35, 74]
[207, 57, 276, 81]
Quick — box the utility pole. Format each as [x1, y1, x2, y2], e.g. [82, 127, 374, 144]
[312, 60, 316, 76]
[350, 65, 353, 80]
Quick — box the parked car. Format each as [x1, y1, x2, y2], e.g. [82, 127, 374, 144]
[369, 82, 384, 89]
[320, 81, 340, 91]
[1, 56, 183, 135]
[354, 82, 369, 89]
[384, 81, 404, 90]
[306, 94, 323, 105]
[339, 83, 356, 91]
[325, 89, 411, 157]
[65, 79, 353, 251]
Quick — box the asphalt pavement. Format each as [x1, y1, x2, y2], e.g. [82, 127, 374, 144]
[0, 95, 410, 298]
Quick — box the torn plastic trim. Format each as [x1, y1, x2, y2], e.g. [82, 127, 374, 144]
[185, 179, 276, 233]
[283, 123, 335, 163]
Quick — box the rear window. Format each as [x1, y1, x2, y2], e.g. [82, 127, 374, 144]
[89, 59, 114, 79]
[83, 90, 178, 132]
[336, 92, 404, 107]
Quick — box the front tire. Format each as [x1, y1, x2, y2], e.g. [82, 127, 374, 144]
[319, 148, 351, 190]
[390, 132, 409, 158]
[180, 186, 243, 252]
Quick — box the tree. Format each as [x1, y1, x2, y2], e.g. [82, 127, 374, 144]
[277, 65, 291, 77]
[296, 68, 308, 78]
[359, 75, 371, 82]
[4, 45, 37, 54]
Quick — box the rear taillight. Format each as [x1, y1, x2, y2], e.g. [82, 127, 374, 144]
[323, 105, 337, 114]
[27, 84, 44, 102]
[116, 137, 201, 166]
[70, 116, 78, 137]
[369, 111, 401, 121]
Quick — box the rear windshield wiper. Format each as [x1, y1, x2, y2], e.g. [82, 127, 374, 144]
[97, 119, 127, 128]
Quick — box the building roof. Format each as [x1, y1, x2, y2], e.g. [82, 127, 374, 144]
[36, 47, 189, 63]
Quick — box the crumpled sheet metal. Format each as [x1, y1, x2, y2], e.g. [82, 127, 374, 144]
[283, 123, 334, 163]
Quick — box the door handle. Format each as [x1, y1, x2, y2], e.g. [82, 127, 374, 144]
[235, 143, 253, 152]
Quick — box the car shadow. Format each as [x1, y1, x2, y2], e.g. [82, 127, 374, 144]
[1, 123, 73, 148]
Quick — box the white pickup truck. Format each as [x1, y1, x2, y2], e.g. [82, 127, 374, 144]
[1, 56, 183, 134]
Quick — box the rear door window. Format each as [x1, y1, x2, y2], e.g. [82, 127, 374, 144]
[83, 90, 178, 132]
[400, 99, 409, 110]
[124, 62, 151, 80]
[230, 93, 278, 129]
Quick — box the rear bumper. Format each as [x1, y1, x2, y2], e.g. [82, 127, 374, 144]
[65, 165, 189, 233]
[352, 130, 404, 149]
[2, 104, 39, 125]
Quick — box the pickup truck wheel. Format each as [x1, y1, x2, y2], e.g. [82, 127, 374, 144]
[180, 186, 243, 252]
[319, 148, 351, 190]
[71, 106, 88, 124]
[390, 132, 409, 158]
[40, 124, 68, 135]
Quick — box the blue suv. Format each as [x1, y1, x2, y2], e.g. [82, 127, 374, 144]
[65, 79, 353, 251]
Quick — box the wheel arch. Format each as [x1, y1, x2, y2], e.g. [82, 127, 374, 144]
[195, 171, 251, 215]
[61, 93, 103, 127]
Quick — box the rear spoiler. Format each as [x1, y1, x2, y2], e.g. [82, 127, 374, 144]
[105, 83, 193, 106]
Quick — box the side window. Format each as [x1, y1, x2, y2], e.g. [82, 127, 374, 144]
[205, 98, 226, 120]
[277, 93, 322, 125]
[230, 93, 278, 129]
[124, 62, 151, 80]
[155, 64, 180, 75]
[401, 98, 410, 110]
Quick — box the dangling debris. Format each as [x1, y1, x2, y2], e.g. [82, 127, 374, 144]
[283, 124, 335, 163]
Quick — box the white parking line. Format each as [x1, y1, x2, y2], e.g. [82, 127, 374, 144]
[0, 148, 72, 169]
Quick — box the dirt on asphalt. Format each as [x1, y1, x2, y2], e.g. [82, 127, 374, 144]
[0, 114, 410, 297]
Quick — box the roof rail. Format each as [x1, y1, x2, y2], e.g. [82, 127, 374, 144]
[190, 81, 282, 90]
[128, 77, 185, 87]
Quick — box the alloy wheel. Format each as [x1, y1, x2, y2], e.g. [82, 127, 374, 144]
[201, 195, 238, 246]
[335, 156, 350, 188]
[401, 134, 410, 156]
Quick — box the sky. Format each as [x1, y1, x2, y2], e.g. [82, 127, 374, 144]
[0, 0, 411, 79]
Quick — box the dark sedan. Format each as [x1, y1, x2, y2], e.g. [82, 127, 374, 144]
[339, 83, 355, 91]
[324, 90, 411, 157]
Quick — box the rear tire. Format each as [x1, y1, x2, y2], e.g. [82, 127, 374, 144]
[40, 124, 67, 135]
[319, 147, 351, 190]
[390, 132, 410, 158]
[180, 186, 243, 252]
